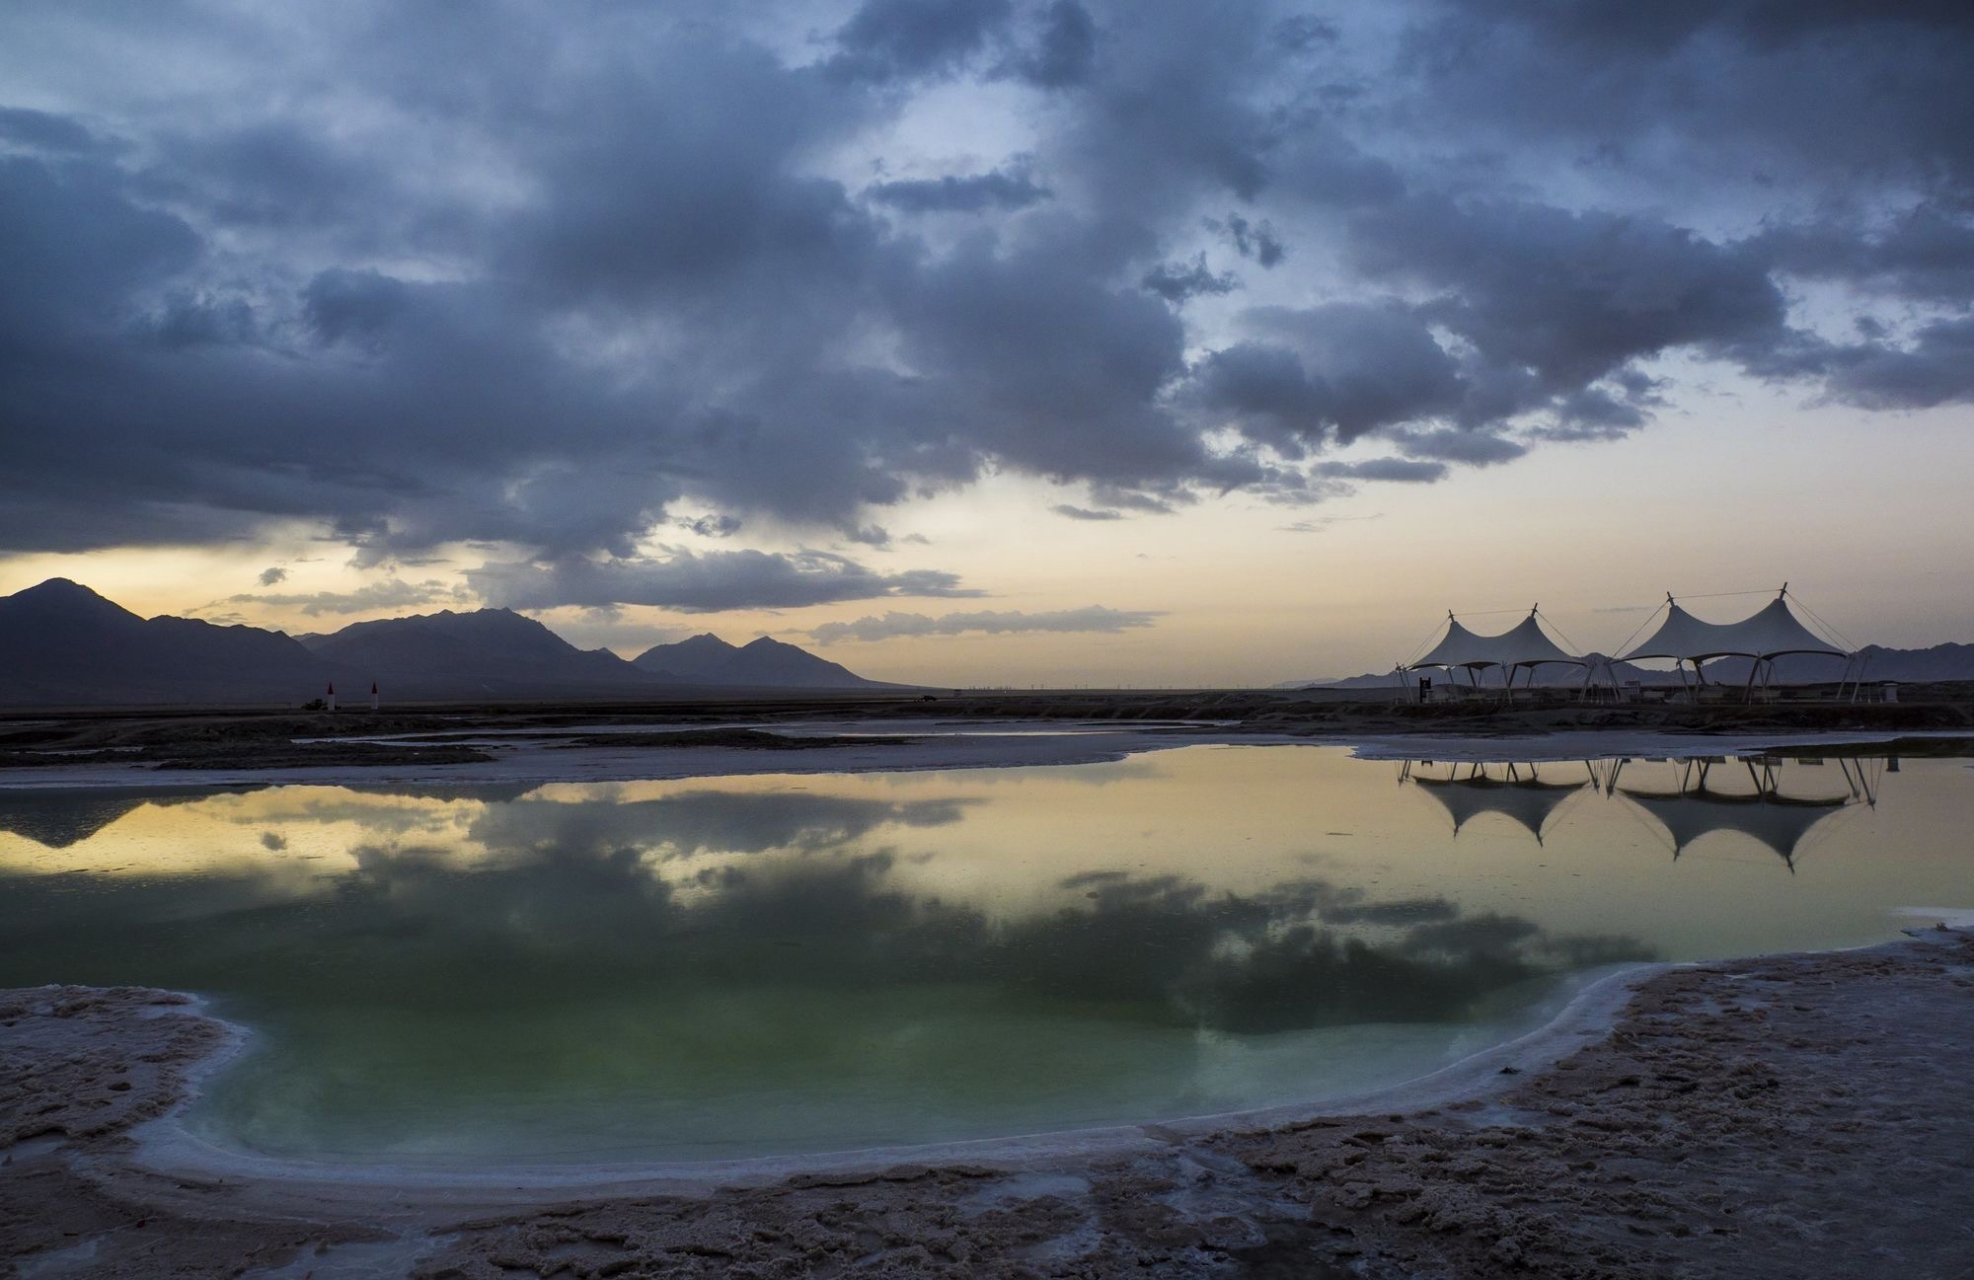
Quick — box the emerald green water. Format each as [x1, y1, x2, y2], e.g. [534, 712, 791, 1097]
[0, 746, 1964, 1164]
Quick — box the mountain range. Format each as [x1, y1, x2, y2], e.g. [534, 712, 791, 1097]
[0, 579, 898, 706]
[631, 633, 890, 689]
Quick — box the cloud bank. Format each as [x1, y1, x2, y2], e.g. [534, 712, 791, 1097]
[0, 1, 1968, 607]
[809, 605, 1163, 643]
[468, 549, 982, 613]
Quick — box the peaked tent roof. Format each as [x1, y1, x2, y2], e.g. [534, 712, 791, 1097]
[1621, 596, 1847, 663]
[1410, 612, 1583, 671]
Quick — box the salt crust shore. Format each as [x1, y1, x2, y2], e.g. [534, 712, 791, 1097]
[4, 931, 1972, 1279]
[0, 720, 1957, 793]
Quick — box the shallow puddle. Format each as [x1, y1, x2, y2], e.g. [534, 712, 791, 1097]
[0, 745, 1965, 1164]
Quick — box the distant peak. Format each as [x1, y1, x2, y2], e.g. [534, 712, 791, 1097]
[19, 576, 101, 598]
[425, 606, 526, 624]
[5, 577, 140, 621]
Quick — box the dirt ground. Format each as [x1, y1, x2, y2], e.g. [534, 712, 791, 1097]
[3, 688, 1971, 767]
[4, 931, 1972, 1279]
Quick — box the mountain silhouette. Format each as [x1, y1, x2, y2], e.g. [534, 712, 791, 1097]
[0, 579, 331, 705]
[299, 608, 666, 700]
[631, 633, 898, 689]
[0, 580, 898, 706]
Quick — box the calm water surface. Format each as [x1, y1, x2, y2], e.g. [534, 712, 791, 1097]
[0, 745, 1966, 1164]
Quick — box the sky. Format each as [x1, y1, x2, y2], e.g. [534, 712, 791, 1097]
[1, 0, 1970, 686]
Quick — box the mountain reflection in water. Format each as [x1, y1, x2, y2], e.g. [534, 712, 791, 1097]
[0, 746, 1960, 1162]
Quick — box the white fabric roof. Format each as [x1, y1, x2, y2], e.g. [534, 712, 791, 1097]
[1409, 612, 1582, 671]
[1621, 596, 1846, 663]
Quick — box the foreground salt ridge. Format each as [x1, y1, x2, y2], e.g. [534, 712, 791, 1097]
[5, 930, 1972, 1279]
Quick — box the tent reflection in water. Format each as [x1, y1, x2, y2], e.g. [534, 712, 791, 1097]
[1402, 606, 1588, 699]
[1607, 755, 1881, 872]
[1399, 760, 1595, 844]
[1395, 755, 1882, 870]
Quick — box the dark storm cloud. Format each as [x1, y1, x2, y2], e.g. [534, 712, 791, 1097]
[1441, 0, 1974, 50]
[222, 578, 469, 617]
[0, 154, 199, 334]
[1048, 2, 1289, 209]
[465, 549, 983, 613]
[1190, 303, 1467, 451]
[1755, 206, 1974, 305]
[676, 514, 744, 539]
[0, 106, 102, 154]
[1002, 0, 1097, 88]
[0, 143, 679, 558]
[1347, 196, 1790, 392]
[1402, 0, 1974, 198]
[1050, 504, 1125, 521]
[1315, 458, 1447, 484]
[1390, 428, 1529, 466]
[1212, 213, 1285, 267]
[0, 0, 1968, 605]
[303, 268, 411, 346]
[1140, 254, 1239, 303]
[866, 163, 1052, 213]
[144, 120, 396, 236]
[1182, 188, 1846, 449]
[1821, 316, 1974, 411]
[1536, 387, 1649, 440]
[879, 223, 1250, 487]
[826, 0, 1013, 84]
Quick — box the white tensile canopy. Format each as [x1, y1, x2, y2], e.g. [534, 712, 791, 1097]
[1406, 609, 1584, 686]
[1621, 594, 1846, 666]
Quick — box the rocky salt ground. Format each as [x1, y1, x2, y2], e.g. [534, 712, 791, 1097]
[3, 934, 1972, 1279]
